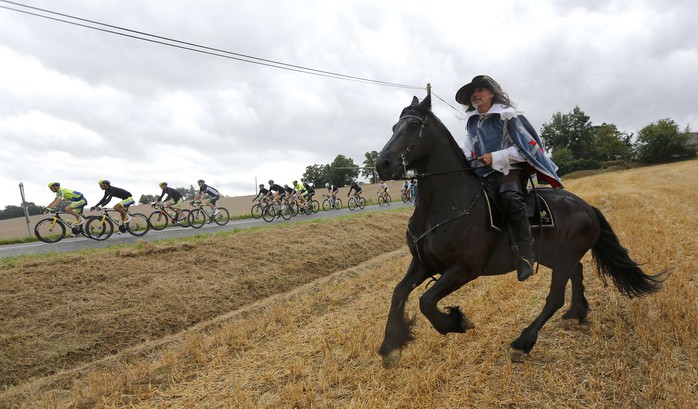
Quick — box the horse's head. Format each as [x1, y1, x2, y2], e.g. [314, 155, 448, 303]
[375, 95, 434, 181]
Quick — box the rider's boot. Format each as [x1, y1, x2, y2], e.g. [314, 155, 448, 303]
[500, 180, 535, 282]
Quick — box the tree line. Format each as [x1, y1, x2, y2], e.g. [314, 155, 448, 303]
[540, 107, 696, 174]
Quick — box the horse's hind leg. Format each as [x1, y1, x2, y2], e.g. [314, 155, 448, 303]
[510, 266, 570, 362]
[378, 258, 430, 369]
[561, 262, 590, 323]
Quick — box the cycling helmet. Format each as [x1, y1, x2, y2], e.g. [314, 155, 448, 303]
[159, 182, 168, 187]
[292, 180, 297, 184]
[48, 182, 60, 187]
[268, 179, 274, 185]
[259, 183, 264, 188]
[98, 179, 110, 185]
[325, 183, 330, 188]
[198, 179, 205, 184]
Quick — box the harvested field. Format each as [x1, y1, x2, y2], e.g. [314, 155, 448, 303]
[1, 160, 697, 408]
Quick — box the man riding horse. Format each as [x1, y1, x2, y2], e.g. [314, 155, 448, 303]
[455, 75, 562, 281]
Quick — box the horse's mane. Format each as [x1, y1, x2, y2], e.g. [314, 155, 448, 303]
[402, 104, 471, 169]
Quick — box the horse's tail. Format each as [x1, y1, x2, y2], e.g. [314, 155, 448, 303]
[591, 206, 666, 297]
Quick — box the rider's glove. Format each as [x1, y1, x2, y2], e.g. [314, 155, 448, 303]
[190, 201, 195, 205]
[90, 206, 96, 211]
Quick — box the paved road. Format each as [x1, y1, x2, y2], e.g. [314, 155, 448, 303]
[0, 201, 413, 259]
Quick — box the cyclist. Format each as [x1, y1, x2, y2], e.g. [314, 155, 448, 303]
[155, 182, 185, 225]
[46, 182, 87, 225]
[293, 180, 306, 206]
[325, 182, 339, 205]
[283, 184, 296, 207]
[253, 183, 270, 204]
[193, 179, 220, 216]
[401, 180, 410, 200]
[303, 182, 315, 202]
[92, 180, 134, 224]
[347, 180, 362, 202]
[268, 180, 286, 208]
[377, 180, 389, 196]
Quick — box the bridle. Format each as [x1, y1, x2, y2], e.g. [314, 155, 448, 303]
[394, 112, 427, 179]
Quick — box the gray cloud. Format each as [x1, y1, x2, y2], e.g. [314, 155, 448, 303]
[1, 0, 697, 208]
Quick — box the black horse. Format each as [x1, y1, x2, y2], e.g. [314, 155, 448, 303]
[374, 94, 665, 368]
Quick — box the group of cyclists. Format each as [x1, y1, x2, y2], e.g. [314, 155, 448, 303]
[253, 179, 374, 211]
[45, 179, 221, 227]
[43, 176, 397, 231]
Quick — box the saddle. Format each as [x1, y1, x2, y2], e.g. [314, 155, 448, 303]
[483, 186, 555, 232]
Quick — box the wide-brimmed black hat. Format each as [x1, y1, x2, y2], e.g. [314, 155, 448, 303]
[455, 75, 504, 105]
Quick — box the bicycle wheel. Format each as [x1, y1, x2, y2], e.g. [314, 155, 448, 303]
[188, 209, 206, 229]
[251, 203, 263, 219]
[262, 205, 276, 222]
[348, 197, 356, 210]
[85, 216, 113, 241]
[148, 211, 169, 230]
[280, 205, 293, 220]
[385, 193, 392, 204]
[177, 210, 192, 227]
[311, 200, 320, 213]
[127, 213, 150, 236]
[34, 217, 66, 243]
[213, 208, 229, 226]
[378, 195, 386, 206]
[322, 199, 331, 211]
[359, 197, 366, 209]
[334, 198, 343, 210]
[401, 192, 409, 203]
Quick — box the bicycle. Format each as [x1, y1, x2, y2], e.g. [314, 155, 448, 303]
[148, 202, 191, 229]
[321, 194, 343, 211]
[300, 197, 320, 215]
[250, 197, 271, 219]
[84, 207, 150, 240]
[262, 201, 292, 222]
[378, 191, 392, 206]
[401, 189, 413, 203]
[188, 201, 230, 228]
[34, 208, 90, 243]
[347, 194, 366, 211]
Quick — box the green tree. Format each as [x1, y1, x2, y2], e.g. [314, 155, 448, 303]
[302, 164, 330, 187]
[635, 119, 695, 163]
[139, 194, 156, 205]
[0, 202, 42, 220]
[592, 123, 634, 161]
[540, 106, 595, 158]
[329, 154, 359, 187]
[362, 150, 379, 183]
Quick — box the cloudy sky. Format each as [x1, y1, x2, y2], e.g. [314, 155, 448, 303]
[1, 0, 696, 209]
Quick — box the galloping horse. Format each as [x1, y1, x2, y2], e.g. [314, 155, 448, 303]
[374, 94, 664, 368]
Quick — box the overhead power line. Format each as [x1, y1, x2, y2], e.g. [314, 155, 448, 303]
[0, 0, 425, 90]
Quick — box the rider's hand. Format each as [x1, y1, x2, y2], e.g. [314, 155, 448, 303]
[477, 153, 493, 166]
[90, 206, 95, 211]
[190, 201, 195, 205]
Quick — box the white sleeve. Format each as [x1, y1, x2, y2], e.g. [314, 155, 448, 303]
[491, 146, 526, 175]
[462, 136, 474, 159]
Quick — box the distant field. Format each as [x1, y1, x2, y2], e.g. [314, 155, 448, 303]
[1, 161, 696, 408]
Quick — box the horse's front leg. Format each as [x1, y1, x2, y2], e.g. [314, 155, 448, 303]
[378, 258, 430, 368]
[419, 268, 475, 335]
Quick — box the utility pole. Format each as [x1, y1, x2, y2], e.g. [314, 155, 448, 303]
[19, 182, 32, 237]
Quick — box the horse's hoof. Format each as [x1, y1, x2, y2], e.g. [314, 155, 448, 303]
[509, 347, 529, 363]
[382, 349, 402, 369]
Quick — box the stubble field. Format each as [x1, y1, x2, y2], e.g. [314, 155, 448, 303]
[1, 161, 697, 408]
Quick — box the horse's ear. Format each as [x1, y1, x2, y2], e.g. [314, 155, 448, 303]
[420, 93, 432, 111]
[411, 96, 419, 106]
